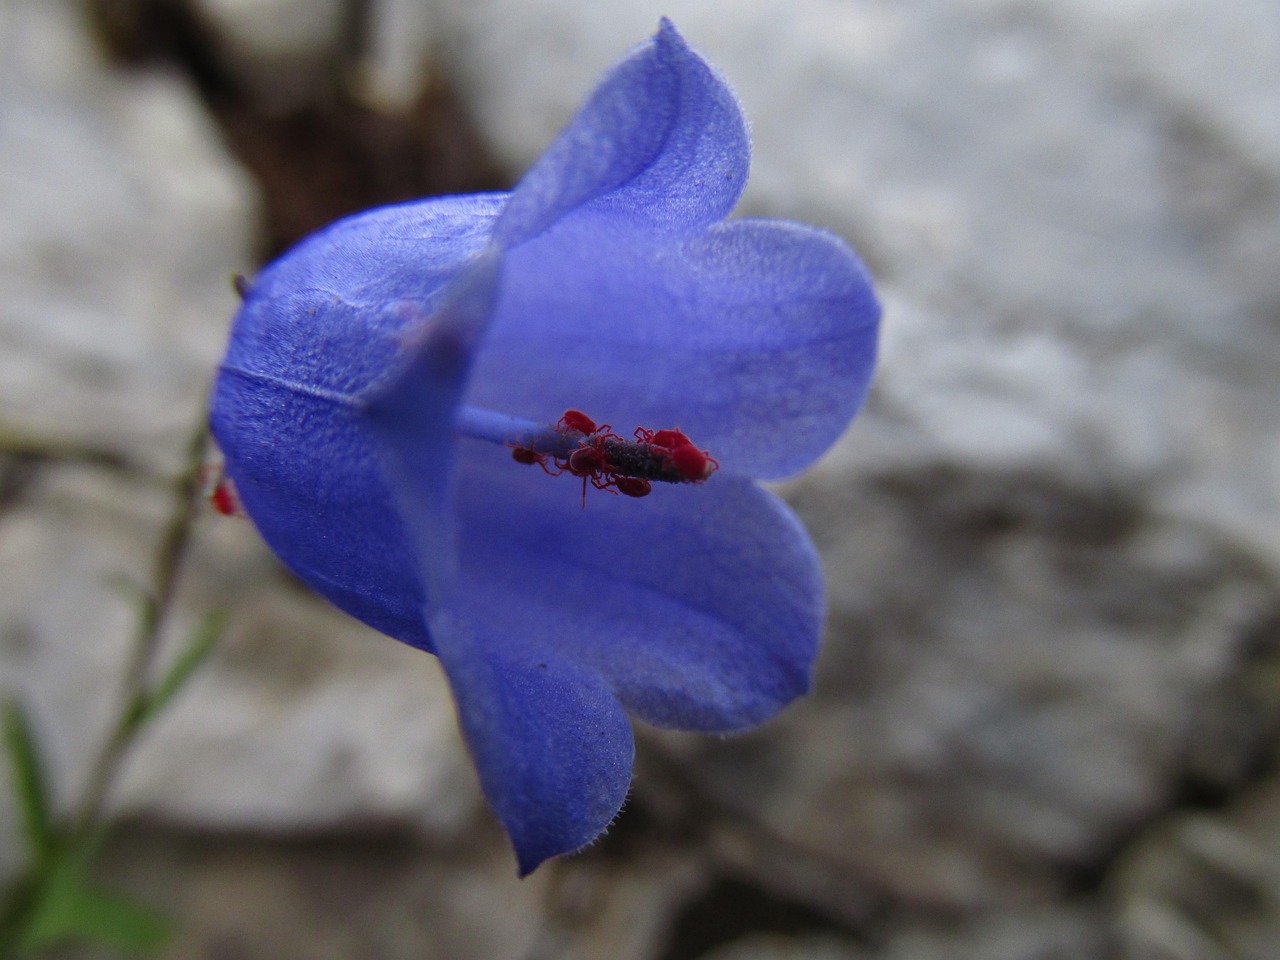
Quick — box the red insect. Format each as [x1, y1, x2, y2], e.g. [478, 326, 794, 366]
[564, 429, 630, 507]
[510, 409, 716, 507]
[614, 477, 653, 498]
[200, 462, 245, 518]
[634, 425, 719, 481]
[510, 443, 560, 476]
[557, 410, 598, 435]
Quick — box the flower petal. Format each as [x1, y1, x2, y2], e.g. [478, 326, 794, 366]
[369, 309, 643, 874]
[411, 439, 820, 869]
[429, 608, 634, 876]
[222, 194, 504, 398]
[467, 216, 880, 480]
[210, 196, 505, 651]
[448, 442, 824, 732]
[492, 18, 749, 250]
[363, 248, 505, 607]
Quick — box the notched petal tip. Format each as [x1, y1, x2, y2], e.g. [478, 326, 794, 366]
[654, 16, 684, 50]
[492, 19, 748, 250]
[431, 612, 635, 876]
[515, 792, 630, 877]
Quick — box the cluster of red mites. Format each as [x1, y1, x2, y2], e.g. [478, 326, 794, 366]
[512, 409, 718, 506]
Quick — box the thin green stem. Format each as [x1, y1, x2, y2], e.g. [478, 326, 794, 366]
[68, 413, 210, 841]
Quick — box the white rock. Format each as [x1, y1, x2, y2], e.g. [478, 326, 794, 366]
[359, 0, 437, 108]
[0, 0, 256, 475]
[199, 0, 347, 61]
[120, 519, 479, 834]
[0, 466, 479, 837]
[195, 0, 438, 109]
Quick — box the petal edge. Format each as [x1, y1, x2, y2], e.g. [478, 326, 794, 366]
[492, 19, 749, 249]
[430, 610, 634, 876]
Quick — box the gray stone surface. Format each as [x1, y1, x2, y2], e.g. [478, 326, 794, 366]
[1112, 778, 1280, 960]
[701, 935, 868, 960]
[0, 0, 250, 879]
[200, 0, 347, 61]
[195, 0, 438, 109]
[0, 0, 254, 475]
[675, 461, 1279, 910]
[3, 0, 1280, 956]
[0, 463, 480, 838]
[121, 500, 479, 836]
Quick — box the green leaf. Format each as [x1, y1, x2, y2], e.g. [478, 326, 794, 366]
[37, 888, 173, 954]
[2, 700, 55, 863]
[20, 855, 172, 954]
[134, 608, 227, 727]
[1, 873, 42, 957]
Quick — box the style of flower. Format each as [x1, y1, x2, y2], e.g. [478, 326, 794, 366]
[210, 19, 880, 875]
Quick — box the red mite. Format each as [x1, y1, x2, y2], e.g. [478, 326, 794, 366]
[200, 462, 245, 518]
[511, 409, 718, 507]
[557, 410, 598, 435]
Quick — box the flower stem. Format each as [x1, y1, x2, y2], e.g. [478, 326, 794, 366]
[68, 413, 210, 842]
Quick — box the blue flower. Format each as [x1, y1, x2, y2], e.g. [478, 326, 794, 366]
[210, 19, 879, 874]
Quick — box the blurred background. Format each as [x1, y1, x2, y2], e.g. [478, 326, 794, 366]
[2, 0, 1278, 956]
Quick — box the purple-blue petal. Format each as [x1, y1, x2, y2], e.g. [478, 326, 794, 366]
[211, 374, 430, 648]
[358, 255, 639, 875]
[364, 249, 505, 606]
[222, 194, 504, 399]
[492, 19, 748, 250]
[449, 442, 823, 732]
[466, 215, 880, 480]
[398, 438, 821, 871]
[429, 608, 634, 877]
[210, 196, 506, 652]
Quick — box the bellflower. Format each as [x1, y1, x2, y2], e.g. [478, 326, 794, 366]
[210, 19, 879, 874]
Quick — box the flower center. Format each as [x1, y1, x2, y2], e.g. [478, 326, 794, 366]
[454, 406, 718, 505]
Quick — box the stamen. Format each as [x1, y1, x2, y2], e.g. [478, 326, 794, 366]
[454, 405, 718, 505]
[454, 406, 581, 457]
